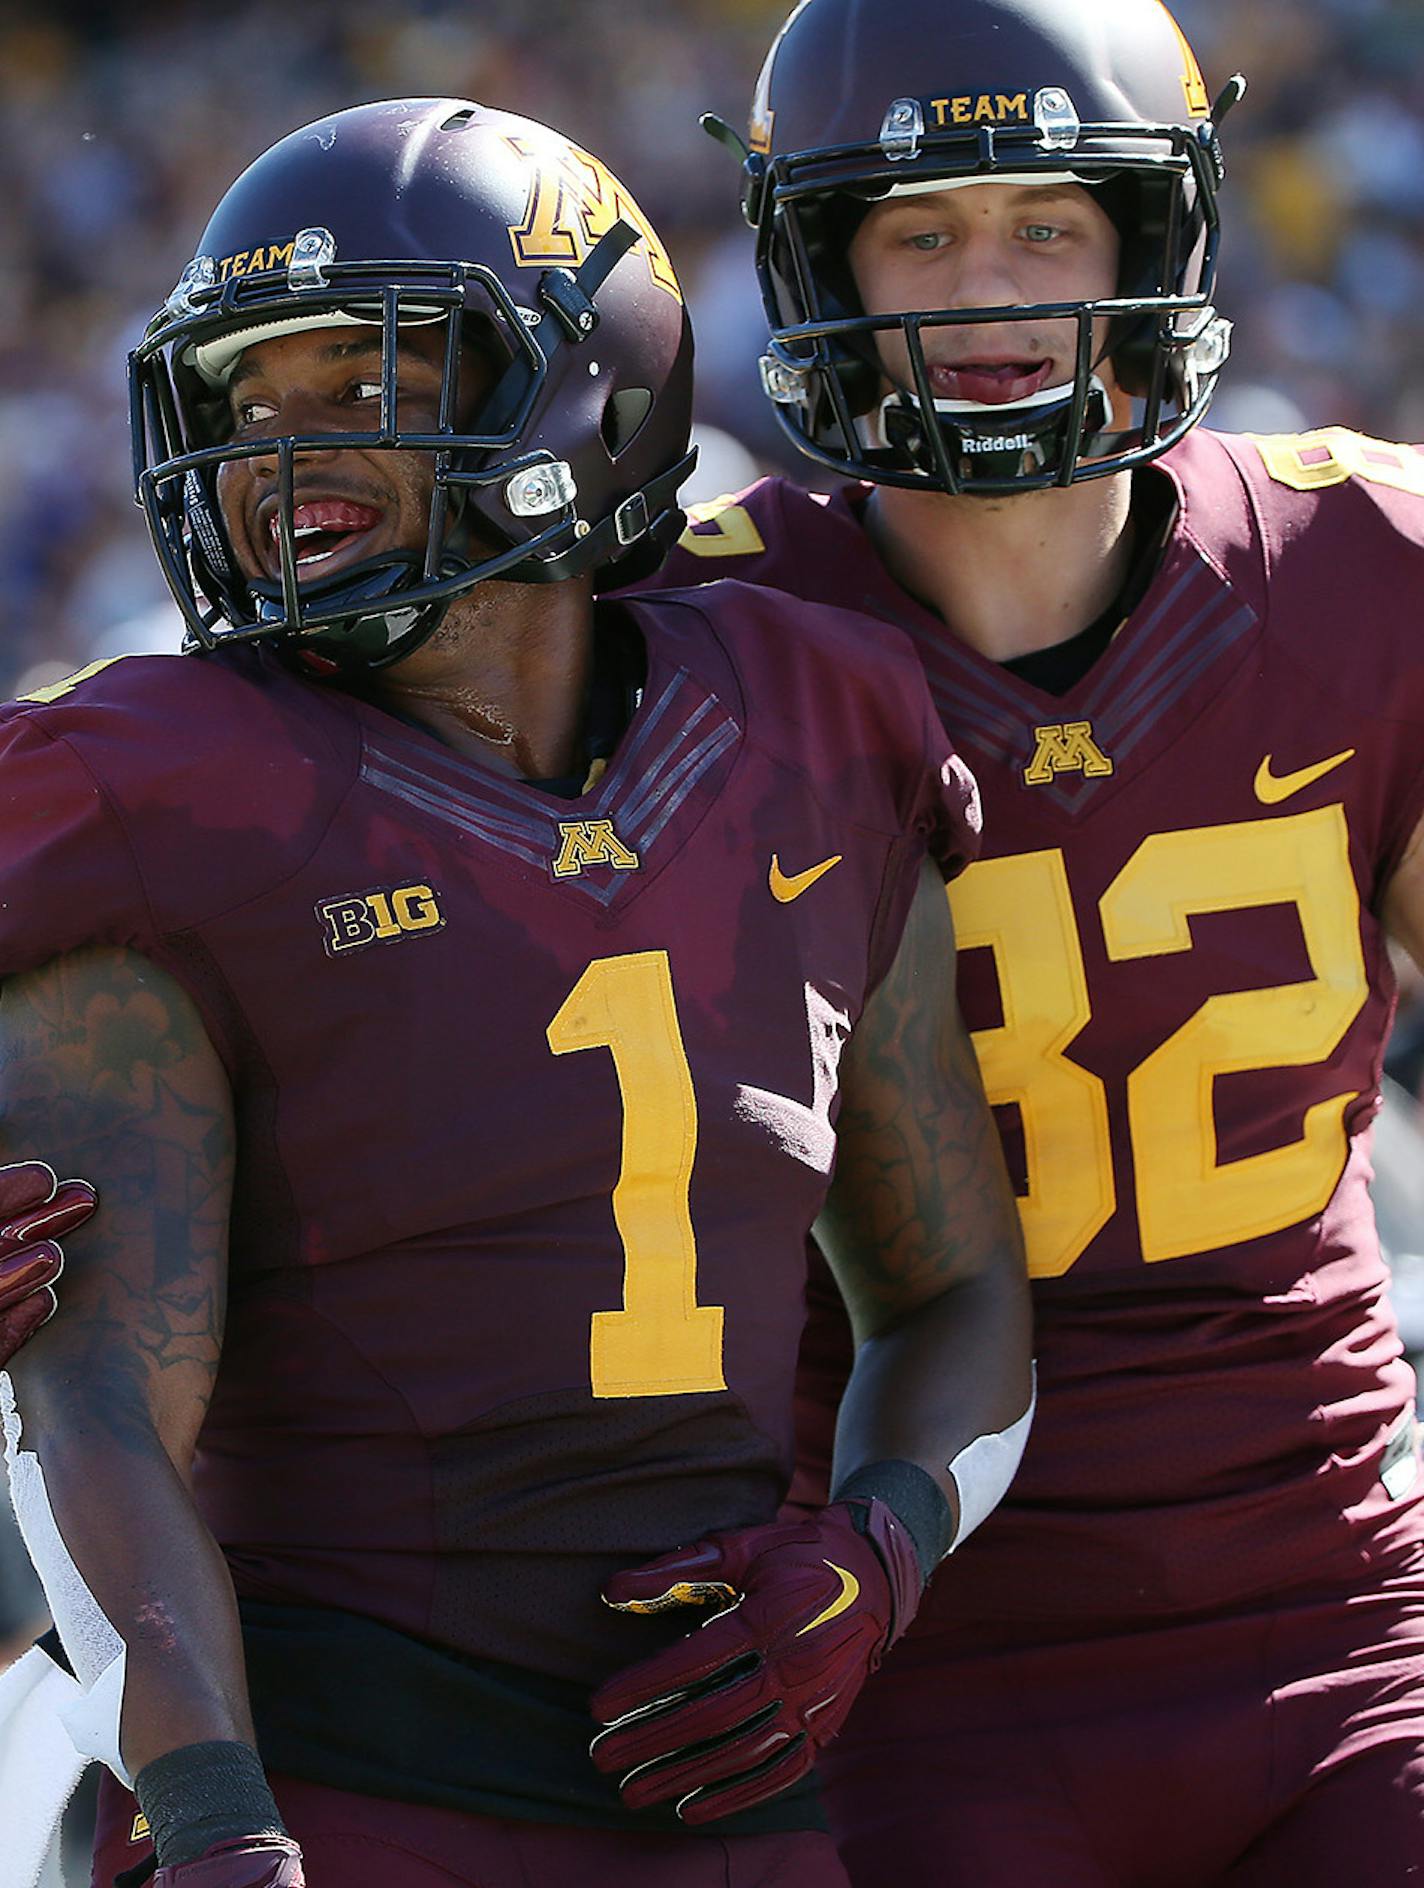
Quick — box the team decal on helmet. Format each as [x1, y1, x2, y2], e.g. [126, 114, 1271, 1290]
[721, 0, 1243, 496]
[504, 137, 683, 303]
[130, 99, 696, 672]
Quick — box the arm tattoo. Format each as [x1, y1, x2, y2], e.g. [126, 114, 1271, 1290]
[822, 864, 1020, 1330]
[0, 946, 234, 1458]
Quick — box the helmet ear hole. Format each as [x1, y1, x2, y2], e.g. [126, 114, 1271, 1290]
[601, 387, 654, 459]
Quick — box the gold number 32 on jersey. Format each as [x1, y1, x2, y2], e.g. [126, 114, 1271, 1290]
[953, 806, 1368, 1279]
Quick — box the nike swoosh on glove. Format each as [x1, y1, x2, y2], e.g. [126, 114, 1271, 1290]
[151, 1836, 305, 1886]
[0, 1161, 97, 1363]
[589, 1499, 922, 1825]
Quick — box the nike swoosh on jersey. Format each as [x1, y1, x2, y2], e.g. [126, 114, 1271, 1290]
[769, 853, 843, 903]
[1253, 748, 1356, 805]
[795, 1560, 861, 1637]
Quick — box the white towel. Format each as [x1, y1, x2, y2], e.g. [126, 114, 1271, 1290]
[0, 1644, 91, 1888]
[1, 1372, 130, 1784]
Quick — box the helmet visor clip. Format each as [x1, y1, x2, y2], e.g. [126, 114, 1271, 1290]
[1033, 88, 1082, 152]
[879, 98, 925, 163]
[166, 255, 217, 321]
[288, 227, 338, 292]
[505, 461, 579, 519]
[760, 355, 810, 406]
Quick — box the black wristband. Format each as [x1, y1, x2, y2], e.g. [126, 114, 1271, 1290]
[133, 1740, 287, 1869]
[833, 1458, 954, 1583]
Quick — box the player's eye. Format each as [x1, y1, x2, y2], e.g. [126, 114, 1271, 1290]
[349, 379, 383, 402]
[907, 231, 948, 252]
[1022, 223, 1064, 244]
[232, 397, 278, 428]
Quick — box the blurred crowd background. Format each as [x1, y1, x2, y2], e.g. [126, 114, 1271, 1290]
[5, 0, 1424, 694]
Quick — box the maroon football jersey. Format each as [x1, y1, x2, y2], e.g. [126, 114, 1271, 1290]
[0, 583, 974, 1680]
[656, 427, 1424, 1621]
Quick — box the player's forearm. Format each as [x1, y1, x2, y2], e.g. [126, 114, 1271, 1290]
[819, 859, 1035, 1564]
[0, 946, 250, 1774]
[830, 1266, 1034, 1549]
[8, 1345, 255, 1774]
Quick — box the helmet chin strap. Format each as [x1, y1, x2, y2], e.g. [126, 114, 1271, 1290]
[244, 549, 447, 671]
[864, 374, 1114, 487]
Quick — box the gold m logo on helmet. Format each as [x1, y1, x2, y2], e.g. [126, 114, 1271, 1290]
[1156, 1, 1211, 116]
[506, 139, 682, 304]
[552, 820, 641, 879]
[748, 0, 813, 154]
[1023, 722, 1115, 786]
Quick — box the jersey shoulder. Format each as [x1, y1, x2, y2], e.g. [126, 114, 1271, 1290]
[1168, 425, 1424, 678]
[1179, 425, 1424, 570]
[0, 650, 356, 967]
[0, 647, 350, 767]
[1171, 428, 1424, 870]
[630, 578, 980, 870]
[654, 476, 873, 597]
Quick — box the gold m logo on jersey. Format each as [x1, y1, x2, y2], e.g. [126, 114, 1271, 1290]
[317, 884, 444, 956]
[505, 138, 682, 304]
[553, 820, 641, 879]
[1023, 721, 1115, 787]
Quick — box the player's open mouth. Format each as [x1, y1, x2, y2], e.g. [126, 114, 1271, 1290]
[928, 360, 1054, 406]
[264, 499, 386, 577]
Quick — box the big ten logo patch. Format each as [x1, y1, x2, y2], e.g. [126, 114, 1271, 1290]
[1023, 721, 1114, 787]
[552, 820, 641, 879]
[316, 884, 445, 957]
[504, 137, 682, 303]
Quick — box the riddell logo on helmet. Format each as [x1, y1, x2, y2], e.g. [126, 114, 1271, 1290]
[963, 433, 1034, 453]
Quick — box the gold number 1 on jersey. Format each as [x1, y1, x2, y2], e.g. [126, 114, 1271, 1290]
[548, 951, 726, 1398]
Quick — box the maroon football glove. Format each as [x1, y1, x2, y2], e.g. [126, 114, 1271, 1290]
[589, 1499, 922, 1824]
[150, 1837, 305, 1886]
[0, 1161, 97, 1363]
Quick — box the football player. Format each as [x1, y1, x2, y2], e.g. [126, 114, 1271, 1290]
[0, 101, 1033, 1888]
[647, 0, 1424, 1883]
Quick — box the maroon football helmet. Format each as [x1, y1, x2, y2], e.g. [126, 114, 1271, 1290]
[728, 0, 1243, 495]
[131, 100, 696, 669]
